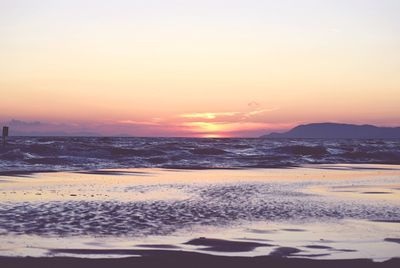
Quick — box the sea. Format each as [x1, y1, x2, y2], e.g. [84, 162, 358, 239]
[1, 137, 399, 172]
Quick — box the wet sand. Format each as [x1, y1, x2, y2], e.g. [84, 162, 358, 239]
[0, 164, 400, 266]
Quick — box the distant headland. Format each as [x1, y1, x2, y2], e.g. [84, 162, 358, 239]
[262, 123, 400, 139]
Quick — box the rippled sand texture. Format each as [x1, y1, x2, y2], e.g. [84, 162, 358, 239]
[0, 165, 399, 260]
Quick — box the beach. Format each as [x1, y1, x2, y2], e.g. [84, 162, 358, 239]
[2, 0, 400, 266]
[1, 165, 399, 267]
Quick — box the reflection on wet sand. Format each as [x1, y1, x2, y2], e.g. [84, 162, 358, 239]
[0, 164, 399, 261]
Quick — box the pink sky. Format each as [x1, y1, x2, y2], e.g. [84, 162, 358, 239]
[1, 1, 399, 137]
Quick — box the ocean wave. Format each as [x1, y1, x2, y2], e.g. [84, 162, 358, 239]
[190, 148, 228, 155]
[275, 145, 328, 156]
[0, 137, 399, 172]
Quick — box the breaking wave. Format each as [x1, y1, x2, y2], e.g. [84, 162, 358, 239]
[0, 137, 399, 172]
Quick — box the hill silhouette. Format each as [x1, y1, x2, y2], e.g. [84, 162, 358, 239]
[262, 123, 400, 139]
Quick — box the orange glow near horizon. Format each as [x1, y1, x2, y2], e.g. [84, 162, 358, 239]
[177, 119, 295, 138]
[181, 122, 233, 138]
[183, 122, 226, 133]
[201, 134, 226, 138]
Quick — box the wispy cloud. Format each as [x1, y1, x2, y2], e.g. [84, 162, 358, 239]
[179, 107, 278, 121]
[243, 107, 279, 118]
[181, 122, 226, 132]
[7, 119, 42, 126]
[177, 106, 283, 137]
[180, 112, 239, 120]
[180, 121, 293, 137]
[117, 120, 161, 126]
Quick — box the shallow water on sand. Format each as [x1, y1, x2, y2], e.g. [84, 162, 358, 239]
[0, 165, 399, 260]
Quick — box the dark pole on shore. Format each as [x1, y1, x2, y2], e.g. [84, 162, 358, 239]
[2, 126, 9, 147]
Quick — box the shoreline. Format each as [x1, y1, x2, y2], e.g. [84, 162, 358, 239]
[1, 163, 400, 177]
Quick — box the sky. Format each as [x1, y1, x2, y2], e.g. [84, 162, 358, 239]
[0, 0, 399, 137]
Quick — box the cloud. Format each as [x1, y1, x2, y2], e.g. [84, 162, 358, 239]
[248, 101, 260, 107]
[117, 120, 161, 126]
[176, 106, 283, 137]
[243, 107, 280, 118]
[180, 112, 239, 120]
[1, 119, 103, 136]
[180, 106, 279, 122]
[179, 120, 294, 137]
[7, 119, 42, 126]
[181, 122, 226, 132]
